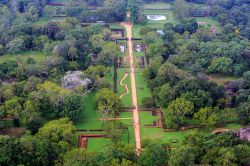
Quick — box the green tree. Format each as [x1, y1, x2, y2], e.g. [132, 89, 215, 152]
[36, 118, 75, 161]
[7, 38, 25, 54]
[21, 100, 40, 125]
[243, 71, 250, 85]
[0, 44, 5, 55]
[169, 146, 195, 166]
[237, 100, 250, 124]
[44, 22, 60, 40]
[5, 97, 23, 124]
[103, 121, 126, 144]
[157, 83, 175, 107]
[127, 0, 145, 24]
[173, 0, 189, 20]
[165, 98, 194, 129]
[60, 94, 84, 121]
[138, 142, 169, 166]
[19, 135, 50, 166]
[0, 135, 19, 166]
[207, 57, 233, 74]
[194, 107, 219, 128]
[58, 148, 92, 166]
[95, 88, 121, 117]
[102, 0, 127, 21]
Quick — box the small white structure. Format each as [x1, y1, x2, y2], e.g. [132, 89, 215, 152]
[147, 15, 166, 21]
[120, 45, 125, 52]
[62, 71, 92, 90]
[156, 29, 164, 35]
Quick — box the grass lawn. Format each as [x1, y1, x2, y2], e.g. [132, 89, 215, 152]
[103, 67, 132, 107]
[87, 138, 111, 152]
[117, 68, 133, 107]
[195, 17, 222, 32]
[0, 51, 47, 64]
[133, 10, 176, 38]
[119, 112, 135, 145]
[36, 17, 66, 25]
[140, 112, 158, 125]
[144, 2, 172, 10]
[207, 74, 242, 86]
[140, 127, 197, 147]
[135, 72, 152, 106]
[224, 123, 243, 130]
[74, 92, 103, 130]
[74, 92, 135, 150]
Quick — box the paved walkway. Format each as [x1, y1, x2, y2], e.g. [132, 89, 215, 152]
[121, 22, 141, 154]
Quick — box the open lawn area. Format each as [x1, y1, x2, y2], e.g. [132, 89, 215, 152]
[133, 10, 176, 38]
[144, 2, 172, 10]
[224, 123, 243, 130]
[74, 92, 103, 130]
[207, 74, 242, 86]
[74, 92, 135, 150]
[36, 17, 66, 25]
[140, 111, 158, 125]
[117, 68, 133, 107]
[87, 138, 111, 152]
[0, 51, 46, 64]
[195, 17, 222, 32]
[141, 127, 197, 147]
[120, 112, 135, 145]
[135, 72, 152, 106]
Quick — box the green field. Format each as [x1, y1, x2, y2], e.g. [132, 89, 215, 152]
[74, 91, 135, 150]
[207, 74, 242, 86]
[0, 51, 47, 64]
[135, 72, 152, 106]
[140, 127, 197, 147]
[117, 68, 133, 107]
[75, 92, 102, 130]
[140, 112, 158, 125]
[195, 17, 222, 32]
[133, 9, 176, 38]
[87, 138, 111, 152]
[144, 2, 172, 10]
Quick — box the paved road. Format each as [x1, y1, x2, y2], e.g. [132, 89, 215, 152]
[122, 22, 141, 154]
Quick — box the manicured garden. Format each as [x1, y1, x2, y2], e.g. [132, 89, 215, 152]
[135, 72, 152, 106]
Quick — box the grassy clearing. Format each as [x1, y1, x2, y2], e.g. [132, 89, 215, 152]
[195, 17, 222, 32]
[0, 51, 47, 64]
[144, 2, 172, 10]
[133, 10, 176, 38]
[36, 17, 66, 25]
[135, 72, 152, 106]
[140, 112, 158, 125]
[117, 68, 133, 107]
[87, 138, 111, 152]
[140, 127, 197, 147]
[74, 92, 103, 130]
[224, 123, 243, 130]
[207, 74, 242, 86]
[74, 92, 135, 150]
[119, 112, 135, 145]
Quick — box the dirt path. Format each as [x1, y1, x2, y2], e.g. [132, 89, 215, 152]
[121, 22, 141, 154]
[119, 72, 129, 99]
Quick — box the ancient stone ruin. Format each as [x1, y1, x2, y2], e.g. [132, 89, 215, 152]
[237, 127, 250, 141]
[62, 71, 92, 91]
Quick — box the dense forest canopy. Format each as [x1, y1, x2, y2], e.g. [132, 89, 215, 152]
[0, 0, 249, 165]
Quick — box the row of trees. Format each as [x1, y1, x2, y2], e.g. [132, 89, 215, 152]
[3, 124, 248, 166]
[173, 0, 250, 39]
